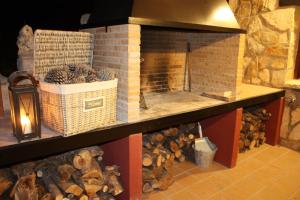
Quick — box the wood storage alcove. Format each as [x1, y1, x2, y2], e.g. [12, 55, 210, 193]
[0, 134, 143, 200]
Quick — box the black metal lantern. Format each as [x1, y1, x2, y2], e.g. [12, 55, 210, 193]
[8, 71, 41, 142]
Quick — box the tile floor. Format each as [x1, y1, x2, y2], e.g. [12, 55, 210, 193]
[142, 144, 300, 200]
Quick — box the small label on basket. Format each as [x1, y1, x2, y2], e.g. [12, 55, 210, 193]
[84, 97, 105, 112]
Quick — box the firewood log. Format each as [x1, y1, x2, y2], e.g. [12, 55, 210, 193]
[98, 193, 116, 200]
[41, 175, 64, 200]
[142, 148, 153, 167]
[178, 154, 186, 162]
[11, 162, 36, 178]
[35, 161, 64, 200]
[81, 159, 103, 180]
[71, 170, 85, 189]
[142, 168, 155, 182]
[168, 140, 179, 153]
[36, 177, 48, 199]
[104, 165, 123, 196]
[143, 135, 153, 150]
[83, 146, 104, 159]
[11, 172, 39, 200]
[59, 181, 83, 197]
[164, 154, 175, 171]
[40, 193, 52, 200]
[151, 133, 165, 144]
[73, 150, 93, 173]
[83, 183, 101, 198]
[162, 128, 178, 137]
[0, 168, 13, 196]
[79, 194, 89, 200]
[57, 164, 75, 182]
[157, 173, 174, 191]
[249, 140, 256, 150]
[142, 182, 153, 193]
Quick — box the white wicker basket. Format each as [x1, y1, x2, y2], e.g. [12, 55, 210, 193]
[39, 79, 117, 136]
[33, 29, 117, 136]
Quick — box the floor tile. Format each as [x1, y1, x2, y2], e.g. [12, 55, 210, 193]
[143, 145, 300, 200]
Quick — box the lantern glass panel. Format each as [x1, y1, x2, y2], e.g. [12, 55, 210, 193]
[18, 93, 35, 135]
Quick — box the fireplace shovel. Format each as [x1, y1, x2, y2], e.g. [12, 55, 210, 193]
[194, 122, 218, 168]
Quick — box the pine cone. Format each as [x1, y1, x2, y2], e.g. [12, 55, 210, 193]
[85, 73, 98, 83]
[44, 68, 68, 84]
[65, 71, 76, 84]
[74, 64, 92, 77]
[72, 75, 86, 84]
[97, 69, 116, 81]
[68, 64, 76, 72]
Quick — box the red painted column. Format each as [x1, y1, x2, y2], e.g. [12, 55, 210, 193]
[263, 97, 285, 146]
[200, 108, 243, 168]
[102, 133, 142, 200]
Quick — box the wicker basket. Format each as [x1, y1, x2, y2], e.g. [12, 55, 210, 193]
[33, 29, 118, 136]
[39, 79, 117, 136]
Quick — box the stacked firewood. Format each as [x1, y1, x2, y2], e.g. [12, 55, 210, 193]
[0, 146, 123, 200]
[142, 124, 197, 193]
[240, 108, 271, 153]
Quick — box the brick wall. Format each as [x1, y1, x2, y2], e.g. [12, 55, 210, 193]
[189, 33, 244, 99]
[83, 25, 141, 122]
[83, 24, 244, 122]
[141, 29, 187, 93]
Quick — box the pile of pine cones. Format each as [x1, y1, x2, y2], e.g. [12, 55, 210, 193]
[44, 64, 115, 84]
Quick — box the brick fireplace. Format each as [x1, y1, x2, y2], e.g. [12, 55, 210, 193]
[83, 25, 245, 122]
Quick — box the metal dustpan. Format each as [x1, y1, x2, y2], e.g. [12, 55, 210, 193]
[194, 122, 213, 152]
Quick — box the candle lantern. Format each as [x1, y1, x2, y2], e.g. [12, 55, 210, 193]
[8, 71, 41, 142]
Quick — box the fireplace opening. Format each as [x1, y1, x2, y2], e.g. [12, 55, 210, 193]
[85, 24, 245, 122]
[138, 26, 244, 120]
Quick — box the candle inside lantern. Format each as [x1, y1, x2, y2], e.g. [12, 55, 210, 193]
[21, 114, 32, 134]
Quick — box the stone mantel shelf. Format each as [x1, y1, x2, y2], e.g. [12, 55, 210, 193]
[0, 84, 285, 168]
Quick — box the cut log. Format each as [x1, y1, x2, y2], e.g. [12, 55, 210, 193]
[98, 193, 116, 200]
[142, 148, 153, 167]
[57, 164, 75, 181]
[11, 162, 36, 178]
[79, 194, 89, 200]
[73, 150, 93, 173]
[0, 168, 13, 196]
[11, 172, 38, 200]
[81, 159, 103, 180]
[142, 182, 153, 193]
[169, 141, 179, 153]
[41, 174, 64, 200]
[40, 193, 52, 200]
[59, 181, 83, 197]
[83, 183, 101, 197]
[104, 165, 124, 196]
[158, 173, 174, 191]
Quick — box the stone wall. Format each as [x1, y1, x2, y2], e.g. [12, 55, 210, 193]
[83, 25, 141, 122]
[230, 0, 300, 87]
[281, 88, 300, 151]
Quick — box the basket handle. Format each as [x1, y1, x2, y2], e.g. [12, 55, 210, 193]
[8, 71, 38, 87]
